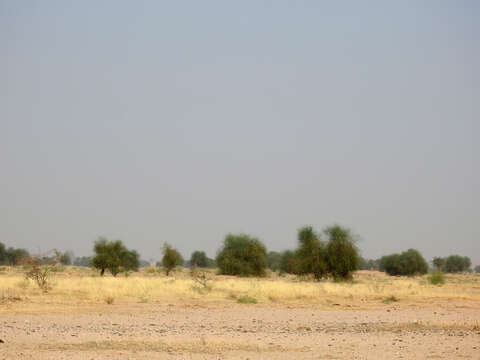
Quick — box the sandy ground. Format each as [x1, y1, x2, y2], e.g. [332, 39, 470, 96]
[1, 301, 479, 359]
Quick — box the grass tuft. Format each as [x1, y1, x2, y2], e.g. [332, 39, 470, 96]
[383, 295, 399, 304]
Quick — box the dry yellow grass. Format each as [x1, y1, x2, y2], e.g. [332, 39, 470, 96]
[1, 266, 479, 307]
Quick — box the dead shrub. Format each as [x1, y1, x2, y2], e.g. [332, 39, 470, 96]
[190, 266, 212, 294]
[23, 257, 54, 292]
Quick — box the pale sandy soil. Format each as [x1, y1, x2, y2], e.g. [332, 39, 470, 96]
[1, 301, 479, 359]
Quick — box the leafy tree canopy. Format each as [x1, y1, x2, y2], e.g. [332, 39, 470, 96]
[324, 225, 359, 280]
[295, 226, 327, 280]
[91, 237, 139, 276]
[216, 234, 267, 277]
[379, 249, 428, 276]
[189, 250, 215, 268]
[162, 243, 184, 275]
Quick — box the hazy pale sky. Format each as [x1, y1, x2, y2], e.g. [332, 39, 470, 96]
[1, 1, 478, 264]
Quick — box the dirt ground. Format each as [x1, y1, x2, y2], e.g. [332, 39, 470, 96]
[1, 300, 479, 360]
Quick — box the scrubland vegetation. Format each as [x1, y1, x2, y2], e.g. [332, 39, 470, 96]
[1, 266, 479, 308]
[1, 224, 477, 309]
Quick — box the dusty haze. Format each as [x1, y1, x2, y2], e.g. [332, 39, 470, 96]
[1, 1, 478, 264]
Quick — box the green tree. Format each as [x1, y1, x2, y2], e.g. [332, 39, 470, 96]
[0, 242, 6, 264]
[432, 257, 446, 271]
[162, 244, 183, 275]
[215, 234, 267, 277]
[189, 250, 214, 268]
[379, 249, 428, 276]
[324, 225, 359, 280]
[475, 265, 480, 274]
[91, 237, 139, 276]
[444, 255, 471, 273]
[295, 226, 327, 280]
[5, 247, 29, 266]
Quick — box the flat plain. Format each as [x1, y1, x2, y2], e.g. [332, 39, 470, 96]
[1, 267, 479, 359]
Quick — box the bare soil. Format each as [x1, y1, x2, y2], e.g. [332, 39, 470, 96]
[1, 301, 479, 359]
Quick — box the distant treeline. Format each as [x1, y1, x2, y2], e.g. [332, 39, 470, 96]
[0, 242, 29, 266]
[1, 226, 477, 279]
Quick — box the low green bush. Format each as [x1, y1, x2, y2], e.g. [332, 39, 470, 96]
[427, 271, 445, 285]
[237, 295, 257, 304]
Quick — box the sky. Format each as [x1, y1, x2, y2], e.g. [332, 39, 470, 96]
[1, 1, 478, 264]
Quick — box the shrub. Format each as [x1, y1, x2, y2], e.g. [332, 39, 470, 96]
[190, 266, 212, 293]
[91, 237, 139, 276]
[324, 225, 359, 280]
[216, 234, 267, 277]
[475, 265, 480, 274]
[295, 226, 327, 280]
[23, 257, 54, 292]
[161, 243, 183, 276]
[237, 295, 257, 304]
[379, 249, 428, 276]
[427, 271, 445, 285]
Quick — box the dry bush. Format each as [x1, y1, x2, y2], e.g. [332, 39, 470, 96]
[23, 257, 54, 292]
[190, 265, 212, 293]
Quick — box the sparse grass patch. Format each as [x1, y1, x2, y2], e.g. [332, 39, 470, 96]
[104, 295, 115, 304]
[51, 264, 65, 272]
[0, 289, 22, 303]
[268, 294, 278, 302]
[237, 295, 257, 304]
[138, 295, 149, 303]
[16, 279, 30, 290]
[144, 267, 157, 275]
